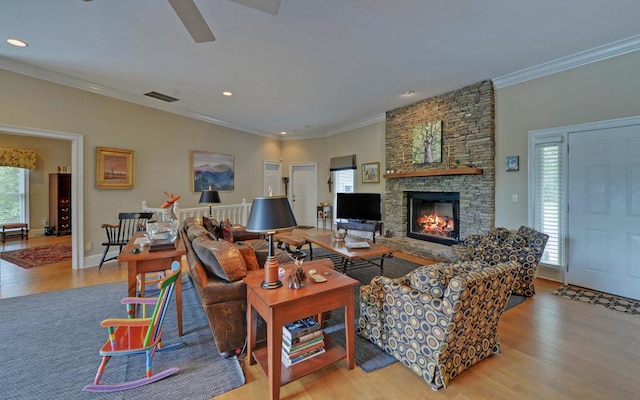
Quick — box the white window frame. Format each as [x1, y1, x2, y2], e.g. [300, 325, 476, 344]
[0, 166, 30, 225]
[332, 169, 355, 220]
[527, 131, 567, 270]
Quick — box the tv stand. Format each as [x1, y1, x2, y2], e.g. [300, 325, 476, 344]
[336, 221, 383, 243]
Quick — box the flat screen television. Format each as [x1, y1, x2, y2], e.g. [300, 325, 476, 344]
[336, 192, 381, 222]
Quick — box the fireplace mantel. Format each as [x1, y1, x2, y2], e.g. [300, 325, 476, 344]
[383, 167, 483, 179]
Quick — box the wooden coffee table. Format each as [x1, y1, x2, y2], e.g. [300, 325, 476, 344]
[245, 262, 358, 400]
[303, 232, 395, 275]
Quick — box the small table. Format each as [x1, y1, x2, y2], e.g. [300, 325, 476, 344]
[245, 262, 358, 400]
[118, 231, 186, 336]
[304, 232, 394, 275]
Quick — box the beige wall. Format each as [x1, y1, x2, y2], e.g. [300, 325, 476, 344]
[0, 69, 281, 261]
[281, 121, 385, 215]
[495, 51, 640, 229]
[0, 134, 71, 230]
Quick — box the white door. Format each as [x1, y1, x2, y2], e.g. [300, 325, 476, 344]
[290, 163, 317, 227]
[568, 124, 640, 299]
[263, 161, 282, 196]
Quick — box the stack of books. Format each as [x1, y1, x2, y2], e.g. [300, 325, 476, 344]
[281, 317, 325, 368]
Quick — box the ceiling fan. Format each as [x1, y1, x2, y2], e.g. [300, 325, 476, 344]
[168, 0, 281, 43]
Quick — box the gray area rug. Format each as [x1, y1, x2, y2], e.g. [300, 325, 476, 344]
[0, 277, 244, 400]
[315, 249, 527, 372]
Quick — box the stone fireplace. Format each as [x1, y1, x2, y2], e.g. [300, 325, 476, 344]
[407, 191, 460, 245]
[377, 80, 495, 261]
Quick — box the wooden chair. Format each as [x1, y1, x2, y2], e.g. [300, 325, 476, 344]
[83, 261, 183, 392]
[98, 212, 154, 270]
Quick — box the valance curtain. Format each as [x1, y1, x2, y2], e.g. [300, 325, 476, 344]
[329, 154, 356, 171]
[0, 148, 37, 169]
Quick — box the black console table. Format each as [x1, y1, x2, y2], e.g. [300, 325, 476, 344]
[336, 221, 383, 243]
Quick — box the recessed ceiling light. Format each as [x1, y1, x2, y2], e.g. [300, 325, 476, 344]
[280, 131, 287, 135]
[222, 91, 233, 96]
[7, 38, 28, 48]
[401, 90, 415, 96]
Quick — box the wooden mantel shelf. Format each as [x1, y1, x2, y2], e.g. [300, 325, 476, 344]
[383, 167, 483, 179]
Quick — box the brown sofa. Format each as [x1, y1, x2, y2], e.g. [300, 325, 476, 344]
[181, 216, 333, 356]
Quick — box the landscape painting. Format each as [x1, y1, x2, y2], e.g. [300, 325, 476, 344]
[96, 147, 134, 189]
[191, 151, 234, 191]
[412, 120, 442, 164]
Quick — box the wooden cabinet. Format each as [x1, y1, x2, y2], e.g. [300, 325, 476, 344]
[49, 173, 71, 235]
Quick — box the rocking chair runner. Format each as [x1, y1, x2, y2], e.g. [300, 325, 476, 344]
[83, 261, 184, 392]
[98, 212, 154, 270]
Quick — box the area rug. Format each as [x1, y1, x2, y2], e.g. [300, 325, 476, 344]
[0, 277, 245, 399]
[552, 285, 640, 316]
[316, 249, 526, 372]
[0, 242, 72, 269]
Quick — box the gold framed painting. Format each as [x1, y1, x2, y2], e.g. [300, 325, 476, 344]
[96, 147, 135, 189]
[362, 162, 380, 183]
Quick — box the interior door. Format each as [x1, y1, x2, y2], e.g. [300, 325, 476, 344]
[567, 124, 640, 299]
[290, 163, 317, 227]
[263, 161, 282, 196]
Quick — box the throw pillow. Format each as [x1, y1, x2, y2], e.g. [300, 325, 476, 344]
[202, 216, 222, 240]
[235, 241, 261, 270]
[192, 236, 248, 282]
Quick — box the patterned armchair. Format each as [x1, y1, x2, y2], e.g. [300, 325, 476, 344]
[451, 226, 549, 297]
[358, 261, 519, 390]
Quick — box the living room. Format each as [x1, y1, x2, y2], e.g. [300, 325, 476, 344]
[2, 2, 640, 398]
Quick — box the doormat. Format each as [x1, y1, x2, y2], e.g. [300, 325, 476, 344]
[551, 285, 640, 316]
[0, 242, 72, 269]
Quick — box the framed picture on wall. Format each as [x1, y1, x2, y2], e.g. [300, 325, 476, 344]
[506, 155, 519, 171]
[362, 162, 380, 183]
[95, 147, 135, 189]
[191, 151, 235, 192]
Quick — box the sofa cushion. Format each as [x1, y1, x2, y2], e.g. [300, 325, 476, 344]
[192, 236, 248, 282]
[409, 262, 485, 298]
[187, 223, 210, 241]
[182, 216, 201, 230]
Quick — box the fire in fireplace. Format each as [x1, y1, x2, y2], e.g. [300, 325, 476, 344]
[406, 191, 460, 246]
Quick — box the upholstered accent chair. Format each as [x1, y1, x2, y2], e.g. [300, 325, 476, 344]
[451, 226, 549, 297]
[358, 261, 519, 390]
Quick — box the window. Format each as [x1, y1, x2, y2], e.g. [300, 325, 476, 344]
[528, 134, 566, 267]
[332, 169, 354, 219]
[0, 166, 29, 224]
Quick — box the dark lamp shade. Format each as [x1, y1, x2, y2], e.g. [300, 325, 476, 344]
[246, 196, 297, 232]
[199, 190, 221, 204]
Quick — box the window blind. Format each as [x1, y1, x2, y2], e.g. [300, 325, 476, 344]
[533, 137, 565, 267]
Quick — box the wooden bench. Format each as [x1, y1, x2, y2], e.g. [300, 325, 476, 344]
[1, 223, 29, 243]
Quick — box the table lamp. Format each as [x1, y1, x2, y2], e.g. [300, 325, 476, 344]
[246, 196, 298, 289]
[199, 187, 221, 216]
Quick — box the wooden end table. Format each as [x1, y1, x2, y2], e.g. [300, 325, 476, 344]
[245, 262, 358, 400]
[118, 231, 186, 336]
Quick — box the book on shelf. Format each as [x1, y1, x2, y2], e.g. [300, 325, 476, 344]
[282, 338, 325, 359]
[282, 317, 321, 341]
[281, 347, 326, 368]
[282, 329, 324, 348]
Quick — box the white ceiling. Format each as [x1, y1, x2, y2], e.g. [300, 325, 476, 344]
[1, 0, 640, 140]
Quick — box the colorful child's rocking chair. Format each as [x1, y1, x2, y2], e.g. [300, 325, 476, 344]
[83, 261, 184, 392]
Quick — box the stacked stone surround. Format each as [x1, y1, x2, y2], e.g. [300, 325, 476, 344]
[377, 80, 495, 262]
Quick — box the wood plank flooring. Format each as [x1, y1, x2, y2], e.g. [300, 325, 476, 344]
[2, 235, 639, 399]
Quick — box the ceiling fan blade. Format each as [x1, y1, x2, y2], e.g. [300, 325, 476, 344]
[168, 0, 215, 43]
[229, 0, 281, 15]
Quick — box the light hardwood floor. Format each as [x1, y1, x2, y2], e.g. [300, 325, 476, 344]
[2, 235, 639, 399]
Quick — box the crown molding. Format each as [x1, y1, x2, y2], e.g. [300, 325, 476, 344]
[0, 56, 278, 138]
[324, 113, 386, 136]
[493, 34, 640, 88]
